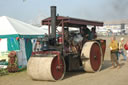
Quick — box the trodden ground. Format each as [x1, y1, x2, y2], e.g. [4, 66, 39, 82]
[0, 36, 128, 85]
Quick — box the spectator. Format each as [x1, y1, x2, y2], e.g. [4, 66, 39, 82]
[124, 41, 128, 61]
[34, 40, 41, 52]
[109, 36, 120, 69]
[118, 37, 127, 61]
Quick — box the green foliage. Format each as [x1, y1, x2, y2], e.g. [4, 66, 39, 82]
[0, 69, 8, 76]
[7, 51, 18, 72]
[18, 67, 27, 72]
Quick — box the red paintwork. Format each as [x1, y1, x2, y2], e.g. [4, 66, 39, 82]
[51, 56, 64, 80]
[42, 16, 103, 27]
[90, 43, 101, 71]
[32, 51, 61, 65]
[100, 40, 106, 58]
[32, 51, 60, 56]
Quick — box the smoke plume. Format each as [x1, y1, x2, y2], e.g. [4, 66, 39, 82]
[73, 0, 128, 21]
[101, 0, 128, 21]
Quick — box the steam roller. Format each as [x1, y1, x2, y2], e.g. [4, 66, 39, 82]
[81, 41, 103, 72]
[27, 6, 106, 81]
[27, 54, 65, 81]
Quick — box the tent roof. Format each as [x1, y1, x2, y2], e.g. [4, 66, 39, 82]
[0, 16, 44, 38]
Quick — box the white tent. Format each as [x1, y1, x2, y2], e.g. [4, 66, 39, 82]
[0, 16, 45, 38]
[39, 25, 49, 34]
[40, 25, 79, 34]
[0, 16, 45, 68]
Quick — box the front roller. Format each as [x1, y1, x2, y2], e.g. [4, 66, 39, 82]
[81, 41, 103, 72]
[27, 55, 65, 81]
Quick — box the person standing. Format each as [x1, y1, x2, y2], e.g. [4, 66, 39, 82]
[124, 41, 128, 61]
[118, 37, 127, 60]
[109, 36, 120, 68]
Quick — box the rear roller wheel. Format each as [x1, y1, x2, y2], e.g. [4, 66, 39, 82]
[81, 41, 103, 72]
[27, 55, 65, 81]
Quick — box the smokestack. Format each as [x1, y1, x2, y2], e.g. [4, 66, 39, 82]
[51, 6, 56, 40]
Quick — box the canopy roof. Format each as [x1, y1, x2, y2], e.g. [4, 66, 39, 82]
[42, 16, 103, 27]
[0, 16, 44, 38]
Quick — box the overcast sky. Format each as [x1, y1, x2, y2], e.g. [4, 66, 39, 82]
[0, 0, 128, 24]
